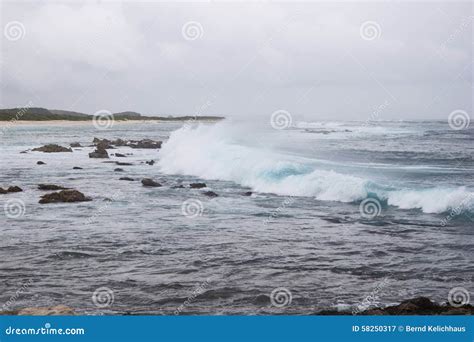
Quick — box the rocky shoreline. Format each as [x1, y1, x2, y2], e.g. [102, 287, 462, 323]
[0, 137, 231, 203]
[1, 298, 472, 316]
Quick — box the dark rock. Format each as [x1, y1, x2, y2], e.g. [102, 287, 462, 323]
[128, 139, 162, 149]
[7, 186, 23, 193]
[203, 191, 218, 197]
[146, 160, 155, 165]
[70, 142, 82, 148]
[89, 145, 109, 158]
[39, 190, 92, 204]
[96, 140, 114, 150]
[0, 188, 7, 194]
[114, 168, 124, 172]
[20, 151, 28, 154]
[324, 297, 474, 316]
[72, 166, 83, 170]
[242, 191, 253, 196]
[93, 138, 161, 149]
[119, 177, 134, 181]
[141, 178, 162, 187]
[116, 161, 133, 166]
[383, 297, 439, 315]
[190, 183, 207, 189]
[115, 153, 126, 158]
[37, 161, 46, 165]
[32, 144, 72, 153]
[111, 139, 128, 146]
[38, 184, 69, 191]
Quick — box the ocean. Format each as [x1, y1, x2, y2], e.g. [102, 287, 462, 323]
[0, 119, 473, 314]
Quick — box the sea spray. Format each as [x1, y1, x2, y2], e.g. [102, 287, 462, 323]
[158, 122, 474, 214]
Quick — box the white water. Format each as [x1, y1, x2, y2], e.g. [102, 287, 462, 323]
[158, 122, 474, 214]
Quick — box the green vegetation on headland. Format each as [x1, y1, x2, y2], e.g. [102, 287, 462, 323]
[0, 107, 225, 121]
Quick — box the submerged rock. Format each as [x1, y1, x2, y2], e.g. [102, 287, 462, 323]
[37, 161, 46, 165]
[72, 166, 83, 170]
[39, 190, 92, 204]
[32, 144, 72, 153]
[146, 160, 155, 165]
[119, 177, 134, 181]
[38, 184, 69, 191]
[190, 183, 207, 189]
[141, 178, 162, 187]
[116, 161, 133, 166]
[70, 142, 82, 148]
[242, 191, 253, 196]
[172, 185, 185, 189]
[115, 153, 126, 157]
[114, 168, 124, 172]
[203, 191, 218, 197]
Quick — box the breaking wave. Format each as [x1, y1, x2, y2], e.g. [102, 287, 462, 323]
[158, 123, 474, 214]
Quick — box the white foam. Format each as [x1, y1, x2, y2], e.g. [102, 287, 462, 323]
[158, 122, 474, 214]
[387, 187, 473, 214]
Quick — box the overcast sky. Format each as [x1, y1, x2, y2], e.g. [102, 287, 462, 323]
[0, 1, 472, 121]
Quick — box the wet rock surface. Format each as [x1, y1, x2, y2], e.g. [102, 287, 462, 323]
[119, 177, 135, 181]
[39, 190, 92, 204]
[141, 178, 162, 187]
[318, 297, 474, 315]
[38, 184, 69, 191]
[89, 145, 109, 158]
[32, 144, 72, 153]
[93, 138, 162, 149]
[1, 186, 23, 194]
[203, 191, 218, 197]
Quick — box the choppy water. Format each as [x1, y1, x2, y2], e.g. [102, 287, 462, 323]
[0, 119, 473, 315]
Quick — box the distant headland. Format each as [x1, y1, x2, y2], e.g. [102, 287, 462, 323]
[0, 107, 225, 122]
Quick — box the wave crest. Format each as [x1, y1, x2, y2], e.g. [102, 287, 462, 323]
[158, 123, 474, 214]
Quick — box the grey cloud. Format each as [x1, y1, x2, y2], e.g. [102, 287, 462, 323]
[0, 1, 472, 120]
